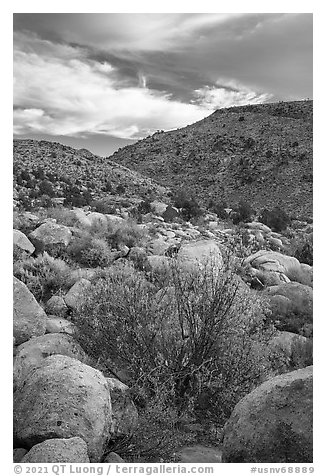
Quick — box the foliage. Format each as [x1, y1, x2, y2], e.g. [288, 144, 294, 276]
[13, 252, 73, 302]
[293, 235, 313, 265]
[65, 234, 113, 268]
[231, 201, 255, 225]
[259, 207, 291, 232]
[74, 258, 274, 431]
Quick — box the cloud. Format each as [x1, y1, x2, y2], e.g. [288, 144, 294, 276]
[13, 32, 210, 139]
[194, 79, 273, 110]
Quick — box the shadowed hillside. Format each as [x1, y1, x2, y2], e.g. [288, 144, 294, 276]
[110, 100, 313, 220]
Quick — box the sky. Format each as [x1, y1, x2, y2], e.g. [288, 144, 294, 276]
[13, 13, 313, 156]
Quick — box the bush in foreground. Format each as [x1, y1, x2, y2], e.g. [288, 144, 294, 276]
[74, 257, 275, 458]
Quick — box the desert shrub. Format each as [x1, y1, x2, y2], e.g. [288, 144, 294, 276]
[259, 207, 291, 232]
[66, 234, 113, 268]
[39, 180, 56, 197]
[172, 191, 203, 221]
[13, 253, 72, 302]
[74, 258, 274, 433]
[41, 207, 79, 227]
[290, 337, 313, 369]
[137, 199, 152, 214]
[106, 220, 146, 249]
[231, 200, 255, 225]
[293, 235, 313, 265]
[208, 200, 228, 219]
[90, 199, 115, 214]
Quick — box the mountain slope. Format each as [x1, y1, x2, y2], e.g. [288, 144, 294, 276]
[13, 139, 169, 208]
[110, 100, 313, 219]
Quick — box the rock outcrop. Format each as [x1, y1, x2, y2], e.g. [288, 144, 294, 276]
[14, 355, 112, 462]
[13, 277, 47, 346]
[222, 366, 313, 463]
[21, 437, 90, 463]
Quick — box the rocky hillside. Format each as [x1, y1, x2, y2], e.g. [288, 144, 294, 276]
[111, 100, 313, 220]
[13, 139, 169, 209]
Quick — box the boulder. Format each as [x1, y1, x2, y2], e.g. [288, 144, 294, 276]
[64, 278, 91, 311]
[177, 240, 223, 272]
[21, 437, 89, 463]
[106, 214, 125, 224]
[71, 209, 92, 228]
[13, 277, 47, 346]
[103, 452, 125, 463]
[45, 295, 68, 317]
[29, 222, 72, 251]
[244, 250, 312, 287]
[246, 222, 272, 233]
[150, 201, 168, 216]
[222, 366, 313, 462]
[266, 282, 313, 317]
[45, 316, 76, 335]
[147, 238, 171, 256]
[106, 378, 138, 440]
[86, 212, 108, 227]
[14, 355, 112, 462]
[14, 333, 89, 390]
[13, 229, 35, 254]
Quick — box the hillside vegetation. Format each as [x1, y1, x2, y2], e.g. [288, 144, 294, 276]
[111, 100, 312, 220]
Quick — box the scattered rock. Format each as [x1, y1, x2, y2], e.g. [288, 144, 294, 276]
[45, 295, 68, 317]
[14, 355, 112, 462]
[45, 316, 76, 335]
[29, 222, 72, 252]
[64, 278, 92, 311]
[13, 277, 47, 346]
[104, 452, 125, 463]
[21, 437, 89, 463]
[13, 229, 35, 254]
[14, 333, 89, 390]
[222, 366, 313, 462]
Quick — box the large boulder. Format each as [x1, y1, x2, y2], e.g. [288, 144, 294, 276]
[86, 212, 108, 227]
[45, 295, 68, 317]
[45, 316, 76, 335]
[106, 378, 138, 441]
[71, 209, 92, 228]
[13, 277, 47, 345]
[14, 355, 112, 462]
[21, 437, 89, 463]
[266, 282, 313, 317]
[13, 229, 35, 254]
[29, 222, 72, 252]
[244, 250, 312, 287]
[64, 278, 92, 311]
[177, 240, 223, 272]
[222, 366, 313, 463]
[14, 333, 89, 390]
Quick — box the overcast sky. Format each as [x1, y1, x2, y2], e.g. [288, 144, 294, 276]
[13, 13, 313, 156]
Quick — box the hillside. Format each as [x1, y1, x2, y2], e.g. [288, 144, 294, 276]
[13, 139, 169, 210]
[111, 100, 313, 220]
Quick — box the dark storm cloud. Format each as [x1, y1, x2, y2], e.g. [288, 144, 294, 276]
[13, 13, 312, 146]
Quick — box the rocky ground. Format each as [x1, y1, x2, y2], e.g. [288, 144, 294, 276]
[13, 198, 313, 463]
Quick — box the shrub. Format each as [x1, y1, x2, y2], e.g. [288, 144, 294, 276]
[208, 200, 228, 219]
[66, 234, 113, 268]
[294, 235, 313, 265]
[74, 257, 274, 431]
[90, 199, 115, 214]
[13, 253, 72, 302]
[231, 201, 254, 225]
[173, 191, 202, 221]
[259, 207, 291, 232]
